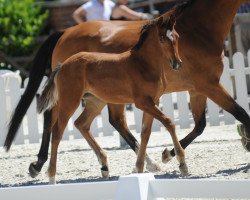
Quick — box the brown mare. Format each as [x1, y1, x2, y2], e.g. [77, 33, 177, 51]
[4, 0, 250, 180]
[37, 16, 184, 184]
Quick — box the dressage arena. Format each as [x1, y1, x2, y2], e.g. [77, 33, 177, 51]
[1, 123, 250, 187]
[1, 53, 250, 199]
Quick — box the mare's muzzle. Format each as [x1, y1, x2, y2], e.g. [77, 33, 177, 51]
[170, 59, 182, 70]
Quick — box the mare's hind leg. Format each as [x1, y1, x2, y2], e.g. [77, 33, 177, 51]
[202, 83, 250, 151]
[74, 97, 109, 178]
[29, 109, 52, 178]
[135, 97, 188, 175]
[162, 91, 207, 162]
[108, 104, 161, 172]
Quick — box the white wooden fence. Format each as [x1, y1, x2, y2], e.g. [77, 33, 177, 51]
[0, 51, 250, 147]
[1, 173, 250, 199]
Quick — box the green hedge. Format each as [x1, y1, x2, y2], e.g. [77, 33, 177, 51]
[0, 0, 48, 56]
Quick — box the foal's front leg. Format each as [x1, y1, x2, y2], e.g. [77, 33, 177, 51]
[135, 97, 188, 175]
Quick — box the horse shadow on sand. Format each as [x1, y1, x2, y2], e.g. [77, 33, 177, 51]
[1, 163, 249, 188]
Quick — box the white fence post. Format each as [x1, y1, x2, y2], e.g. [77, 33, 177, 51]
[101, 106, 114, 136]
[221, 57, 235, 124]
[177, 92, 190, 128]
[23, 79, 40, 144]
[0, 77, 7, 145]
[162, 94, 175, 121]
[233, 53, 249, 111]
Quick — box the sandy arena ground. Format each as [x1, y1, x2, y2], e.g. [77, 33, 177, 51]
[1, 122, 250, 190]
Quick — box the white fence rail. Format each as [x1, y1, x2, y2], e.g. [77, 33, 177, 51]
[0, 52, 250, 146]
[1, 173, 250, 199]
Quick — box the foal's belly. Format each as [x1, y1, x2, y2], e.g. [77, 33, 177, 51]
[86, 78, 134, 104]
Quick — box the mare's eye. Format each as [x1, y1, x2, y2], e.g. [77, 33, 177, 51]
[166, 30, 174, 42]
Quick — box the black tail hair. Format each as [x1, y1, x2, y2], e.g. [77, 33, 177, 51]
[4, 31, 64, 151]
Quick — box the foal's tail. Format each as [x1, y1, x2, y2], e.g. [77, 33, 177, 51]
[4, 31, 64, 151]
[37, 66, 61, 113]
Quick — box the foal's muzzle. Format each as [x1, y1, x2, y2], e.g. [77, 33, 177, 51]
[170, 59, 182, 70]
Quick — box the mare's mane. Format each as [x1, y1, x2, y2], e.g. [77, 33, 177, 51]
[131, 0, 195, 51]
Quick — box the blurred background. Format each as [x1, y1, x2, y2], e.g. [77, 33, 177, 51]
[0, 0, 249, 78]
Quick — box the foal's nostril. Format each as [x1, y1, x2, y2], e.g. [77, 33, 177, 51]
[170, 59, 182, 70]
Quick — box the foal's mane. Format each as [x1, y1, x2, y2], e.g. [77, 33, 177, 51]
[131, 20, 159, 51]
[131, 0, 195, 51]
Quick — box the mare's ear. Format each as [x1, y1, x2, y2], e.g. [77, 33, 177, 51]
[166, 15, 176, 31]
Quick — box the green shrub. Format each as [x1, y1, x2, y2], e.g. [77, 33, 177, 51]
[0, 0, 48, 56]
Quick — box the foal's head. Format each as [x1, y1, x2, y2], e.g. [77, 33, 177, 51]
[132, 16, 182, 70]
[156, 16, 182, 70]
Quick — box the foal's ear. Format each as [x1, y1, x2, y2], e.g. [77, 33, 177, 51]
[156, 16, 164, 27]
[166, 15, 176, 31]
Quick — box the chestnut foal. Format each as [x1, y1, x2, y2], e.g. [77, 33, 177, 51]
[37, 17, 184, 184]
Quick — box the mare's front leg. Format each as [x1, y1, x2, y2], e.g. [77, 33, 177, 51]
[202, 83, 250, 151]
[135, 97, 188, 175]
[108, 104, 161, 172]
[29, 109, 52, 178]
[162, 91, 207, 162]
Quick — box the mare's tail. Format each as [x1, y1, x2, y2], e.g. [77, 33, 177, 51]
[37, 66, 61, 113]
[4, 31, 64, 151]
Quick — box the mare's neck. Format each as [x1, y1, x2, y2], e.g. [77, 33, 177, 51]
[177, 0, 244, 49]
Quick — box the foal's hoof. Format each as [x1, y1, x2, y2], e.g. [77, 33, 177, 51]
[29, 162, 40, 178]
[146, 161, 161, 172]
[162, 148, 173, 164]
[49, 176, 56, 185]
[237, 124, 250, 152]
[179, 162, 189, 176]
[101, 166, 109, 179]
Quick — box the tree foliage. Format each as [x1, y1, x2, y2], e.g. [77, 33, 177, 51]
[0, 0, 48, 56]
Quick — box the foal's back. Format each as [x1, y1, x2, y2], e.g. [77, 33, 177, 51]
[59, 51, 135, 104]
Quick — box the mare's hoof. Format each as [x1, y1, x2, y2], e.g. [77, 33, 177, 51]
[162, 148, 173, 163]
[101, 166, 109, 179]
[29, 162, 40, 178]
[237, 124, 250, 152]
[146, 161, 161, 172]
[179, 162, 189, 176]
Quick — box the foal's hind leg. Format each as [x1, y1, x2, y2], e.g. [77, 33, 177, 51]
[47, 98, 81, 184]
[29, 109, 52, 178]
[162, 91, 207, 162]
[202, 83, 250, 151]
[135, 97, 188, 175]
[108, 104, 161, 172]
[74, 97, 109, 178]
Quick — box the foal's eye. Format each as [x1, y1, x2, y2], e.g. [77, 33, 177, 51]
[166, 30, 174, 42]
[160, 35, 164, 42]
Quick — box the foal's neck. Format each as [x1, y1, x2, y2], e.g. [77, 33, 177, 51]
[178, 0, 243, 50]
[131, 31, 163, 71]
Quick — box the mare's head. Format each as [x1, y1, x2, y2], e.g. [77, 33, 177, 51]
[132, 16, 182, 70]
